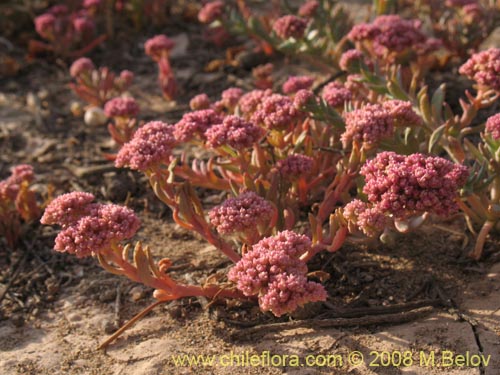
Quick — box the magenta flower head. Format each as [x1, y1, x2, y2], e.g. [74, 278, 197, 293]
[73, 17, 95, 36]
[272, 15, 308, 39]
[348, 15, 430, 59]
[339, 49, 366, 72]
[115, 121, 176, 171]
[10, 164, 34, 184]
[53, 203, 139, 258]
[238, 89, 273, 116]
[347, 23, 380, 42]
[119, 70, 134, 87]
[41, 192, 96, 227]
[343, 199, 387, 237]
[198, 0, 225, 23]
[251, 94, 299, 130]
[298, 0, 319, 18]
[382, 100, 422, 127]
[219, 87, 244, 109]
[282, 76, 314, 95]
[463, 4, 483, 23]
[189, 93, 211, 110]
[361, 152, 469, 218]
[275, 154, 314, 180]
[371, 15, 426, 53]
[293, 89, 316, 110]
[341, 104, 393, 147]
[321, 82, 352, 108]
[70, 57, 95, 78]
[104, 97, 140, 118]
[485, 113, 500, 140]
[209, 191, 275, 235]
[259, 273, 326, 317]
[34, 13, 55, 39]
[174, 109, 223, 142]
[205, 115, 264, 150]
[228, 230, 326, 317]
[144, 35, 175, 60]
[459, 48, 500, 91]
[0, 164, 35, 201]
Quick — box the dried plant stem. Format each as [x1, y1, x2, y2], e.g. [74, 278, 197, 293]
[232, 306, 435, 339]
[470, 220, 495, 260]
[98, 300, 166, 350]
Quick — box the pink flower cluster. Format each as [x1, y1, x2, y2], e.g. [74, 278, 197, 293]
[321, 82, 352, 108]
[272, 15, 308, 39]
[343, 199, 387, 237]
[209, 191, 274, 234]
[0, 165, 34, 201]
[341, 104, 394, 147]
[115, 121, 176, 171]
[69, 58, 134, 106]
[217, 87, 244, 110]
[251, 94, 299, 130]
[228, 230, 327, 316]
[293, 89, 316, 109]
[339, 49, 366, 72]
[104, 97, 140, 118]
[485, 113, 500, 140]
[41, 192, 140, 258]
[34, 4, 98, 52]
[238, 89, 273, 115]
[282, 76, 314, 95]
[174, 109, 223, 142]
[198, 1, 225, 24]
[382, 100, 422, 126]
[205, 115, 263, 150]
[276, 154, 314, 179]
[348, 15, 435, 58]
[69, 57, 95, 78]
[459, 48, 500, 91]
[119, 70, 134, 87]
[189, 93, 211, 110]
[144, 35, 175, 61]
[361, 152, 469, 218]
[34, 13, 56, 39]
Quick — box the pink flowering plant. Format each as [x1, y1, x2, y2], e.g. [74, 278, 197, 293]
[37, 2, 500, 350]
[104, 96, 141, 146]
[30, 3, 106, 58]
[69, 57, 134, 107]
[197, 0, 352, 68]
[400, 0, 498, 58]
[144, 35, 177, 101]
[1, 165, 42, 248]
[346, 15, 443, 82]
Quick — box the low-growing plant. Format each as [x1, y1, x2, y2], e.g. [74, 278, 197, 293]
[104, 96, 141, 146]
[198, 0, 352, 69]
[42, 74, 474, 347]
[39, 2, 500, 349]
[30, 2, 106, 58]
[144, 35, 177, 101]
[69, 57, 134, 107]
[1, 165, 43, 248]
[400, 0, 499, 59]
